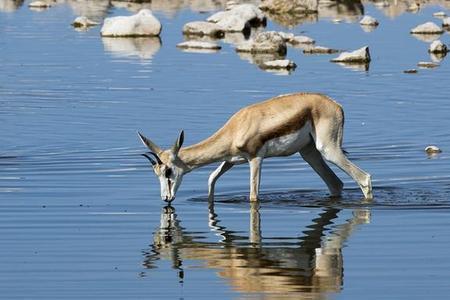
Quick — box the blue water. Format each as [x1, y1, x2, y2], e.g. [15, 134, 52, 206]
[1, 0, 450, 299]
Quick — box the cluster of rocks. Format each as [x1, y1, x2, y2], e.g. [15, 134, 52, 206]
[407, 18, 449, 71]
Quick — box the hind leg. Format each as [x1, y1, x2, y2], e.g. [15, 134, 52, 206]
[314, 117, 373, 200]
[299, 138, 343, 197]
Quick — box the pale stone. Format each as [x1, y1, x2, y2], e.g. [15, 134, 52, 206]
[425, 145, 442, 154]
[236, 31, 286, 54]
[72, 16, 99, 28]
[428, 40, 448, 54]
[260, 59, 296, 70]
[259, 0, 318, 14]
[417, 61, 439, 68]
[182, 21, 224, 38]
[303, 46, 339, 54]
[331, 46, 370, 63]
[251, 31, 286, 54]
[289, 35, 315, 45]
[207, 4, 265, 32]
[410, 22, 443, 34]
[28, 1, 51, 8]
[100, 9, 162, 37]
[360, 15, 378, 26]
[442, 17, 450, 27]
[176, 41, 221, 50]
[433, 11, 446, 18]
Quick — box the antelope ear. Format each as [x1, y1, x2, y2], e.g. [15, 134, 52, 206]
[137, 131, 162, 154]
[172, 130, 184, 155]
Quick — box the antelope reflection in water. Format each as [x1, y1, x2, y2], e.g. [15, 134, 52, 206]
[143, 203, 370, 298]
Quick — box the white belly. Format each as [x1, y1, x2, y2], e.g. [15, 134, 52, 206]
[263, 124, 312, 157]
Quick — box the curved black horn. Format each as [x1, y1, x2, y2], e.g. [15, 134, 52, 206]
[148, 151, 162, 165]
[141, 153, 156, 166]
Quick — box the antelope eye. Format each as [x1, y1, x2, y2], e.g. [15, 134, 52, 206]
[164, 168, 172, 178]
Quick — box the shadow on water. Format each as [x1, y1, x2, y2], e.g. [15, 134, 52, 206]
[142, 203, 370, 298]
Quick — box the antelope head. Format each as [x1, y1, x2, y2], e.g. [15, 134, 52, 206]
[138, 131, 186, 202]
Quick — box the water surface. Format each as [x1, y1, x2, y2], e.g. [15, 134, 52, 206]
[1, 0, 450, 299]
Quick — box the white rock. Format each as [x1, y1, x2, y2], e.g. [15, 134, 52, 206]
[289, 35, 315, 45]
[72, 16, 99, 28]
[207, 4, 265, 32]
[259, 0, 318, 14]
[261, 59, 296, 70]
[443, 17, 450, 27]
[331, 46, 370, 63]
[303, 46, 339, 54]
[417, 61, 439, 68]
[428, 40, 448, 54]
[182, 21, 224, 37]
[176, 41, 221, 50]
[425, 145, 442, 154]
[100, 9, 162, 37]
[410, 22, 443, 34]
[243, 31, 287, 54]
[433, 11, 447, 18]
[360, 15, 378, 26]
[28, 1, 51, 8]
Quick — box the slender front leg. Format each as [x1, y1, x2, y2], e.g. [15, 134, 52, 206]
[208, 161, 234, 201]
[249, 157, 263, 202]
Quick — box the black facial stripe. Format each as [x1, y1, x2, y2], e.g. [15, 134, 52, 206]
[165, 168, 172, 178]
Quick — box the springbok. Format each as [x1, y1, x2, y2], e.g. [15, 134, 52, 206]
[138, 92, 373, 202]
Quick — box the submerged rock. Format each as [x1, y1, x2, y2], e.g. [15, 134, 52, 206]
[433, 11, 447, 18]
[259, 0, 318, 14]
[28, 1, 51, 8]
[72, 16, 99, 28]
[236, 31, 286, 54]
[303, 46, 339, 54]
[331, 46, 370, 63]
[182, 21, 224, 38]
[428, 40, 449, 54]
[359, 15, 378, 26]
[425, 145, 442, 154]
[410, 22, 443, 34]
[100, 9, 161, 37]
[403, 69, 418, 74]
[260, 59, 296, 70]
[176, 41, 221, 50]
[417, 61, 439, 68]
[207, 4, 266, 32]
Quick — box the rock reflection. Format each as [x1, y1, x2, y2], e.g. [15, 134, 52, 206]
[366, 0, 450, 18]
[102, 37, 161, 59]
[411, 33, 442, 43]
[66, 0, 110, 21]
[334, 61, 370, 71]
[318, 0, 364, 23]
[143, 202, 370, 297]
[0, 0, 24, 13]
